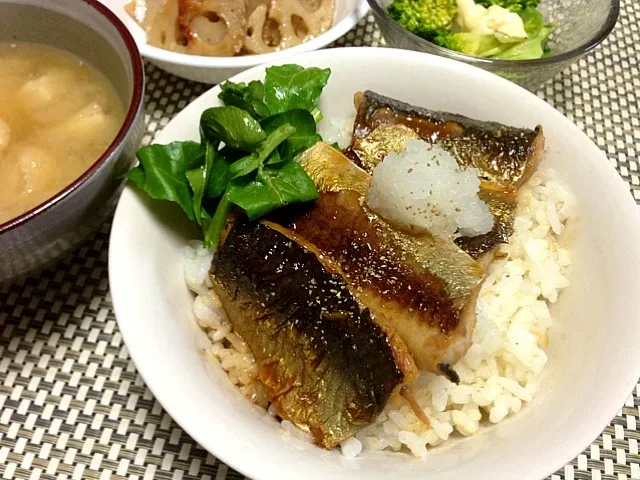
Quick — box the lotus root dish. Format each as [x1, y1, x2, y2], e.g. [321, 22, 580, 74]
[125, 0, 336, 56]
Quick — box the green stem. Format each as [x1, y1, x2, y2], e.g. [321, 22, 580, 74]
[311, 107, 323, 123]
[256, 124, 296, 163]
[229, 124, 296, 179]
[203, 193, 232, 249]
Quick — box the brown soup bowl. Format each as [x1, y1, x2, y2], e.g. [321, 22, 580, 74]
[0, 0, 145, 285]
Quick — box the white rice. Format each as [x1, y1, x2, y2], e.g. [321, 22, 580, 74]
[317, 114, 356, 150]
[185, 168, 574, 458]
[366, 140, 494, 238]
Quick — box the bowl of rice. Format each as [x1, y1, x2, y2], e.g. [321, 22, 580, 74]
[109, 47, 640, 480]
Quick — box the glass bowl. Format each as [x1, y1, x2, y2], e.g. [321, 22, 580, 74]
[366, 0, 620, 90]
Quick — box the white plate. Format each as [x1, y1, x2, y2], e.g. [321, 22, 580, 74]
[109, 47, 640, 480]
[100, 0, 369, 83]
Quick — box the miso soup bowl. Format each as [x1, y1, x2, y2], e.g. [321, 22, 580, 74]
[0, 0, 145, 285]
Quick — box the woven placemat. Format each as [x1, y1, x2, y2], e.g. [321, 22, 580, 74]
[1, 3, 639, 479]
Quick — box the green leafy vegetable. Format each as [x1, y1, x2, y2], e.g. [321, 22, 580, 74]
[207, 146, 238, 199]
[200, 106, 266, 151]
[261, 109, 321, 161]
[519, 6, 543, 37]
[476, 0, 540, 13]
[126, 64, 329, 249]
[387, 0, 458, 40]
[229, 124, 296, 179]
[226, 161, 319, 220]
[436, 32, 505, 57]
[218, 80, 270, 119]
[125, 141, 203, 221]
[186, 141, 216, 225]
[264, 65, 331, 115]
[494, 32, 527, 44]
[388, 0, 552, 60]
[204, 193, 232, 249]
[265, 150, 284, 165]
[492, 25, 552, 60]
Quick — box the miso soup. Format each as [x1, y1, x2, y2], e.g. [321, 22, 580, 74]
[0, 43, 125, 224]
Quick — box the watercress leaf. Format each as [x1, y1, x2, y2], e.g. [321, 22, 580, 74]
[225, 179, 276, 221]
[266, 161, 319, 203]
[261, 110, 320, 161]
[265, 150, 283, 165]
[248, 80, 265, 100]
[261, 109, 316, 135]
[218, 81, 250, 106]
[519, 7, 544, 38]
[218, 80, 270, 119]
[257, 123, 297, 161]
[200, 106, 266, 151]
[281, 133, 322, 161]
[207, 146, 241, 199]
[264, 65, 331, 114]
[125, 167, 145, 189]
[186, 167, 205, 224]
[228, 123, 297, 178]
[186, 142, 216, 225]
[226, 161, 318, 220]
[125, 141, 203, 221]
[229, 154, 261, 178]
[330, 142, 342, 152]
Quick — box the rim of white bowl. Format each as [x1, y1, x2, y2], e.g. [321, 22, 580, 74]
[136, 1, 369, 68]
[110, 47, 640, 480]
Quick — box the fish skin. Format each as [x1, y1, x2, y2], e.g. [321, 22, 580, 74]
[270, 143, 485, 372]
[210, 219, 416, 448]
[344, 90, 544, 258]
[294, 143, 485, 300]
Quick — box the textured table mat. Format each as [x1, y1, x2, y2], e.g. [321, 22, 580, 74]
[2, 2, 640, 479]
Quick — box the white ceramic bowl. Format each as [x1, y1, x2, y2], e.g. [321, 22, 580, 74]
[101, 0, 369, 83]
[109, 47, 640, 480]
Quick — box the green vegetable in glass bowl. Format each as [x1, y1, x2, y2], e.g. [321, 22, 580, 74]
[125, 65, 330, 249]
[387, 0, 458, 40]
[475, 0, 540, 13]
[387, 0, 554, 60]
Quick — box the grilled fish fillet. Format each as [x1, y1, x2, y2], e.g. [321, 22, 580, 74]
[210, 219, 417, 448]
[270, 143, 486, 373]
[344, 90, 545, 258]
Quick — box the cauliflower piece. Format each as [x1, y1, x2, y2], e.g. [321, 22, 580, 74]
[455, 0, 527, 39]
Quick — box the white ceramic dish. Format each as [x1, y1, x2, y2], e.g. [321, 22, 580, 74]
[109, 47, 640, 480]
[101, 0, 369, 83]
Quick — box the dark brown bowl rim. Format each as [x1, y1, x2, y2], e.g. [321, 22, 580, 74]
[367, 0, 620, 68]
[0, 0, 145, 235]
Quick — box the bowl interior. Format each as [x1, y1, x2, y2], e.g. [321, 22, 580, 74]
[538, 0, 618, 55]
[109, 48, 640, 480]
[0, 0, 134, 107]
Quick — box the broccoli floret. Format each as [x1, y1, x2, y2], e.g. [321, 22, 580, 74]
[387, 0, 458, 39]
[431, 31, 464, 51]
[475, 0, 540, 13]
